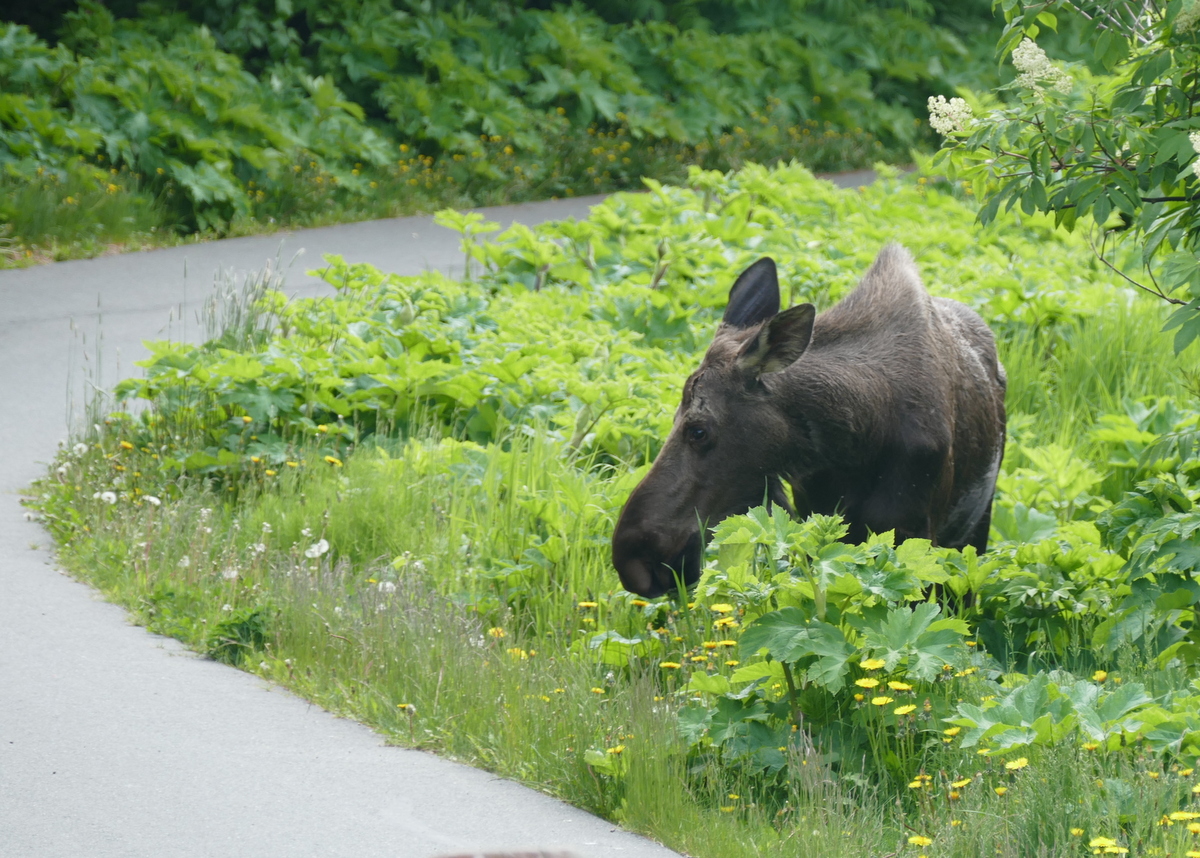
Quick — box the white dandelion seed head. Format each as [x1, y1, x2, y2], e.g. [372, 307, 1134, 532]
[221, 568, 239, 580]
[178, 555, 190, 568]
[56, 465, 68, 478]
[144, 495, 161, 507]
[253, 542, 267, 554]
[927, 95, 974, 136]
[301, 527, 312, 538]
[100, 491, 117, 505]
[304, 538, 330, 559]
[378, 581, 397, 594]
[73, 442, 89, 456]
[199, 507, 212, 521]
[261, 522, 273, 533]
[221, 604, 233, 612]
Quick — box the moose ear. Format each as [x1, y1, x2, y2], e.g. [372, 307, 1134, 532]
[723, 258, 780, 328]
[738, 303, 816, 375]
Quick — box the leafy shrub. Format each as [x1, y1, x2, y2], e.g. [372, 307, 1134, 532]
[1, 6, 390, 231]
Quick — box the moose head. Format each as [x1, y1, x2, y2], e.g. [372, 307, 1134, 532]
[610, 258, 816, 597]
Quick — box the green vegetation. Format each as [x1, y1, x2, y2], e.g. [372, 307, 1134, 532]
[28, 164, 1200, 856]
[933, 1, 1200, 351]
[1, 0, 1002, 263]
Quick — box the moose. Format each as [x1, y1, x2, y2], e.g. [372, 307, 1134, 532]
[611, 245, 1007, 598]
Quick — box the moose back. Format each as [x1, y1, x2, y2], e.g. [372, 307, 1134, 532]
[611, 244, 1007, 598]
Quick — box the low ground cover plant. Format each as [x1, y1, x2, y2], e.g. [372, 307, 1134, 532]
[29, 164, 1200, 856]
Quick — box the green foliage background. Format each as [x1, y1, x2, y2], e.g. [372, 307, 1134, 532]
[2, 0, 1003, 248]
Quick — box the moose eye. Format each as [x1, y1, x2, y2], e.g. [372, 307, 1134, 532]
[686, 426, 708, 444]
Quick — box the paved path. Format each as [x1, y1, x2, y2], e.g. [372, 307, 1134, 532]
[0, 171, 876, 857]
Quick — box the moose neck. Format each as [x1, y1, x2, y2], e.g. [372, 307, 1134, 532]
[768, 345, 894, 477]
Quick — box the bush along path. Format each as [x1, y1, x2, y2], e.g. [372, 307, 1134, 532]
[24, 163, 1200, 857]
[0, 0, 1004, 264]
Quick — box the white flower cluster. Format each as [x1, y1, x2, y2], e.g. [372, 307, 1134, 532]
[1179, 0, 1200, 33]
[927, 95, 974, 136]
[1190, 132, 1200, 180]
[1012, 38, 1072, 94]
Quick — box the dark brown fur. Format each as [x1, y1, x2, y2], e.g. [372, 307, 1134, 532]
[611, 244, 1007, 597]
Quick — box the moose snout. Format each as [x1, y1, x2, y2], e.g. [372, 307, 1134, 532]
[611, 526, 702, 598]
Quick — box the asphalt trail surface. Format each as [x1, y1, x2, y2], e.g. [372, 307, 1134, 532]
[0, 171, 875, 858]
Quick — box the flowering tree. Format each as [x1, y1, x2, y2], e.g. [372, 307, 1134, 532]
[932, 0, 1200, 351]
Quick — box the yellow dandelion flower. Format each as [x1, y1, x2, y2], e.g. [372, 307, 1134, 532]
[591, 687, 605, 694]
[725, 660, 739, 666]
[1148, 771, 1160, 779]
[286, 460, 299, 468]
[577, 601, 598, 608]
[265, 469, 276, 476]
[702, 641, 719, 650]
[1192, 783, 1200, 795]
[1184, 768, 1196, 776]
[860, 658, 886, 670]
[894, 705, 917, 716]
[718, 640, 737, 647]
[1070, 828, 1084, 836]
[994, 786, 1007, 796]
[631, 599, 649, 607]
[1187, 851, 1200, 858]
[710, 603, 734, 613]
[908, 835, 933, 846]
[324, 455, 343, 467]
[1093, 670, 1108, 682]
[950, 820, 963, 827]
[1189, 822, 1200, 834]
[854, 693, 865, 702]
[888, 681, 913, 691]
[714, 617, 739, 628]
[659, 661, 681, 670]
[871, 696, 895, 706]
[487, 627, 506, 638]
[948, 789, 960, 800]
[855, 678, 880, 688]
[1082, 742, 1100, 751]
[607, 745, 625, 755]
[1005, 757, 1029, 771]
[944, 727, 962, 737]
[951, 778, 971, 788]
[119, 440, 134, 450]
[1172, 812, 1200, 821]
